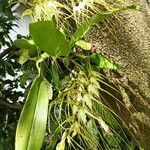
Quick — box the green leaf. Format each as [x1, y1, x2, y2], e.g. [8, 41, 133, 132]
[20, 71, 30, 87]
[13, 39, 36, 50]
[63, 57, 70, 68]
[90, 53, 121, 70]
[18, 49, 29, 65]
[46, 127, 61, 150]
[15, 76, 53, 150]
[51, 61, 60, 87]
[70, 5, 138, 47]
[74, 52, 87, 59]
[70, 10, 117, 46]
[29, 21, 70, 57]
[75, 40, 92, 50]
[18, 48, 37, 65]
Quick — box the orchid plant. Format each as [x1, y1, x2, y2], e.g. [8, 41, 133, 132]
[13, 0, 141, 149]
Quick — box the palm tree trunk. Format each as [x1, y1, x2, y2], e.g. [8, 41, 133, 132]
[86, 0, 150, 149]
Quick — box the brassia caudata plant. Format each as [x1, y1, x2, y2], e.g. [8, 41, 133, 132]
[13, 0, 142, 150]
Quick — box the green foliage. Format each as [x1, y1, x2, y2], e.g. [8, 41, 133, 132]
[0, 0, 17, 48]
[29, 21, 70, 57]
[0, 0, 141, 150]
[48, 69, 132, 150]
[90, 53, 121, 70]
[16, 76, 52, 150]
[75, 40, 92, 50]
[14, 4, 139, 150]
[69, 10, 117, 46]
[69, 4, 137, 47]
[14, 39, 37, 65]
[13, 39, 36, 50]
[50, 61, 60, 88]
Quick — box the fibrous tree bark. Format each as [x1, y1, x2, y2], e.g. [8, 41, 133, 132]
[86, 0, 150, 149]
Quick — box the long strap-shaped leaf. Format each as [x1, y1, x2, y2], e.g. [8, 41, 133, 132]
[69, 5, 138, 47]
[15, 76, 53, 150]
[69, 11, 115, 47]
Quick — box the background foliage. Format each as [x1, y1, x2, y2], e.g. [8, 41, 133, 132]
[0, 0, 144, 150]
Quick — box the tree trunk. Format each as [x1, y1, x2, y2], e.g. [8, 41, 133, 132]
[86, 0, 150, 149]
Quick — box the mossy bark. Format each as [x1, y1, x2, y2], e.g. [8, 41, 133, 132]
[86, 0, 150, 149]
